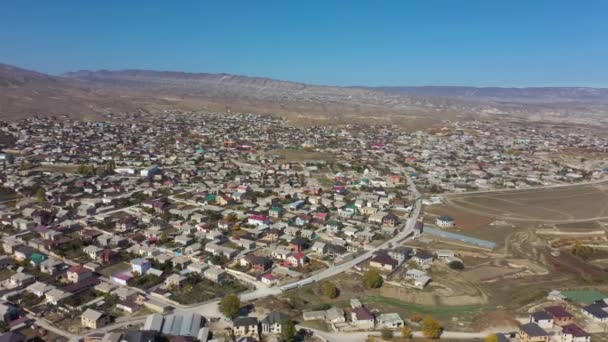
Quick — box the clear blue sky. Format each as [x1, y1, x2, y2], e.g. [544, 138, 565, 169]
[1, 1, 607, 87]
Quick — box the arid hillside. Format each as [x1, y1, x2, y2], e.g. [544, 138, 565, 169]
[2, 63, 608, 127]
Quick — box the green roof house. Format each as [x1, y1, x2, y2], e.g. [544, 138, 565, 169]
[30, 252, 47, 267]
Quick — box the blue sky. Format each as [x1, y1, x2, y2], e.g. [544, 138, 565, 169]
[1, 1, 607, 87]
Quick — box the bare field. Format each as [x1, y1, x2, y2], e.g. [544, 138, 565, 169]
[443, 182, 608, 223]
[264, 149, 336, 162]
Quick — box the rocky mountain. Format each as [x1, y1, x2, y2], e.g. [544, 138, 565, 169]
[365, 86, 608, 104]
[2, 63, 608, 127]
[0, 63, 164, 121]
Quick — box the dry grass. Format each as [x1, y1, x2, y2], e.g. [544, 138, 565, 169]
[443, 183, 608, 223]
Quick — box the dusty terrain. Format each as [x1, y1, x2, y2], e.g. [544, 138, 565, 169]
[442, 182, 608, 223]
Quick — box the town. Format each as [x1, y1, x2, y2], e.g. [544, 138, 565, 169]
[0, 111, 606, 342]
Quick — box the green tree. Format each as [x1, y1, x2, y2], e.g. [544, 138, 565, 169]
[0, 320, 7, 333]
[219, 294, 241, 319]
[363, 268, 383, 289]
[400, 325, 412, 338]
[35, 186, 46, 203]
[77, 164, 95, 176]
[322, 282, 339, 299]
[485, 334, 499, 342]
[281, 319, 297, 342]
[421, 315, 441, 339]
[381, 327, 393, 340]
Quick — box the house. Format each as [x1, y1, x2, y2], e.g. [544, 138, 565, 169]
[112, 287, 137, 301]
[560, 324, 590, 342]
[377, 313, 404, 329]
[261, 273, 278, 286]
[29, 252, 47, 267]
[351, 306, 375, 329]
[164, 274, 187, 288]
[529, 311, 553, 329]
[98, 249, 120, 265]
[261, 311, 290, 334]
[518, 323, 549, 342]
[289, 237, 309, 253]
[388, 247, 412, 264]
[184, 243, 202, 255]
[9, 272, 34, 287]
[325, 307, 346, 323]
[26, 281, 55, 297]
[582, 303, 608, 322]
[233, 317, 259, 337]
[287, 253, 308, 267]
[131, 258, 151, 275]
[265, 228, 282, 242]
[544, 306, 574, 326]
[83, 245, 103, 260]
[81, 308, 108, 329]
[436, 215, 455, 228]
[67, 265, 94, 284]
[311, 241, 327, 255]
[45, 288, 71, 305]
[269, 207, 284, 219]
[369, 254, 398, 271]
[247, 256, 273, 273]
[174, 235, 192, 246]
[111, 272, 132, 286]
[248, 214, 270, 226]
[0, 303, 19, 323]
[204, 267, 228, 284]
[411, 250, 434, 266]
[40, 258, 63, 275]
[382, 213, 399, 227]
[13, 246, 35, 261]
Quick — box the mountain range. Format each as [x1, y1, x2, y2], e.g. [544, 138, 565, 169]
[2, 62, 608, 127]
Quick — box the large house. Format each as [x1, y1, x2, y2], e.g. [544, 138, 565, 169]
[233, 317, 259, 337]
[261, 311, 290, 334]
[81, 308, 108, 329]
[351, 306, 375, 330]
[518, 323, 549, 342]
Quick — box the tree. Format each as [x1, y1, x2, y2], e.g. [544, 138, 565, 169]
[381, 327, 393, 340]
[448, 260, 464, 270]
[35, 187, 46, 203]
[363, 268, 383, 289]
[0, 320, 7, 333]
[485, 334, 499, 342]
[400, 326, 412, 338]
[77, 164, 95, 176]
[322, 282, 339, 299]
[421, 315, 441, 339]
[219, 294, 240, 319]
[281, 319, 297, 342]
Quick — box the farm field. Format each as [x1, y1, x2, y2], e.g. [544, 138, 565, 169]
[442, 182, 608, 223]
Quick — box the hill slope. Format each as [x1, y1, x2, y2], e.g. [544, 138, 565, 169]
[2, 63, 608, 127]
